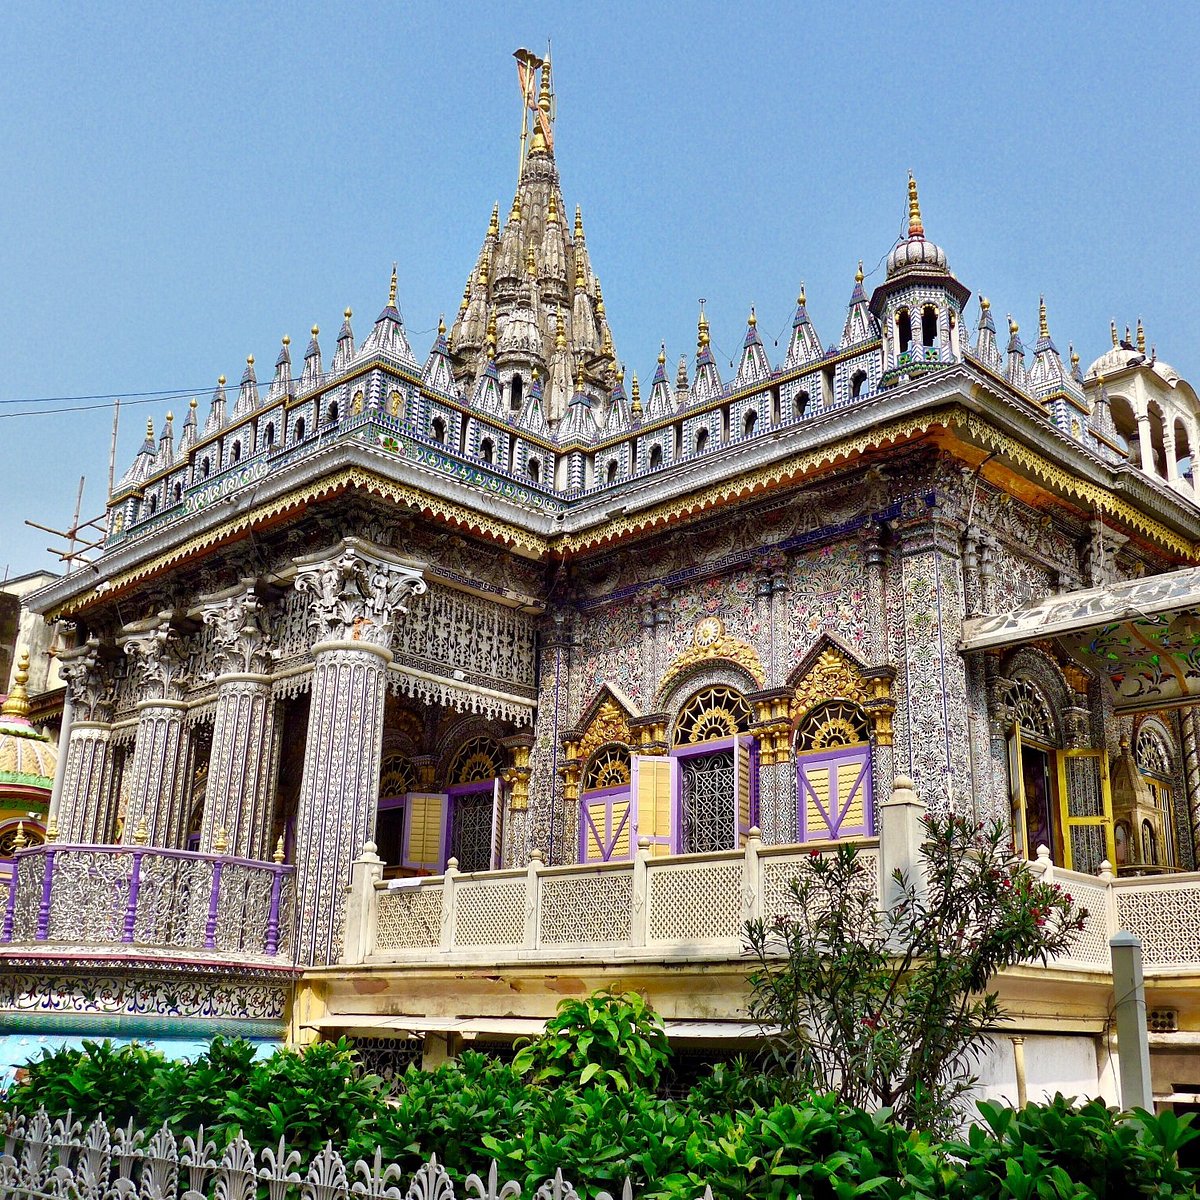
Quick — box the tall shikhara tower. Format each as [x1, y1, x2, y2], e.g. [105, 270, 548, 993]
[448, 50, 619, 425]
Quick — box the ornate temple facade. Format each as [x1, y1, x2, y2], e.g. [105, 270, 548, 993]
[6, 52, 1200, 1101]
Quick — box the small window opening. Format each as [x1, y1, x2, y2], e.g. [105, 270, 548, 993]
[295, 417, 305, 442]
[264, 422, 275, 447]
[794, 389, 810, 418]
[743, 409, 758, 438]
[173, 482, 182, 503]
[922, 306, 938, 349]
[201, 457, 211, 479]
[897, 310, 913, 354]
[328, 401, 339, 423]
[606, 459, 618, 485]
[649, 444, 663, 469]
[480, 437, 495, 465]
[527, 456, 540, 484]
[851, 370, 868, 400]
[231, 441, 242, 464]
[695, 427, 709, 455]
[432, 416, 446, 443]
[511, 374, 524, 412]
[148, 495, 158, 514]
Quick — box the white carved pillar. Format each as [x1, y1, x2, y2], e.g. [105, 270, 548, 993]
[54, 641, 119, 843]
[121, 624, 192, 846]
[291, 539, 426, 965]
[198, 589, 279, 858]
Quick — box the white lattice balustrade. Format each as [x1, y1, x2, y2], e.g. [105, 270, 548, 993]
[1117, 874, 1200, 968]
[647, 860, 744, 943]
[454, 877, 526, 946]
[375, 884, 442, 950]
[539, 867, 633, 945]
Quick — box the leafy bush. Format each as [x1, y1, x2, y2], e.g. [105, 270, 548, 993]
[685, 1057, 779, 1115]
[511, 988, 671, 1092]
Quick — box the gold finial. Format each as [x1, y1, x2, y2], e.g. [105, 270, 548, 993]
[486, 310, 497, 355]
[344, 307, 352, 320]
[189, 396, 198, 411]
[594, 277, 605, 316]
[555, 306, 567, 350]
[1039, 296, 1049, 340]
[574, 205, 584, 242]
[574, 357, 586, 391]
[531, 365, 539, 382]
[574, 252, 585, 291]
[630, 372, 642, 415]
[798, 283, 806, 306]
[311, 324, 319, 337]
[1125, 324, 1132, 345]
[165, 411, 173, 425]
[907, 171, 924, 237]
[601, 323, 614, 358]
[273, 834, 286, 864]
[45, 816, 58, 844]
[1008, 316, 1019, 335]
[12, 822, 26, 850]
[145, 417, 155, 439]
[389, 262, 398, 306]
[1137, 317, 1145, 355]
[488, 202, 500, 238]
[697, 306, 710, 350]
[218, 374, 226, 386]
[658, 343, 666, 366]
[748, 306, 757, 328]
[509, 191, 522, 223]
[282, 334, 290, 347]
[246, 354, 254, 366]
[438, 313, 446, 336]
[2, 651, 31, 719]
[547, 189, 559, 224]
[855, 260, 865, 285]
[980, 296, 990, 312]
[214, 825, 228, 855]
[477, 246, 491, 287]
[525, 243, 537, 278]
[1110, 319, 1119, 346]
[133, 816, 149, 846]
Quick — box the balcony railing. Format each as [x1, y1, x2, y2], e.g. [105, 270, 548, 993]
[0, 844, 295, 961]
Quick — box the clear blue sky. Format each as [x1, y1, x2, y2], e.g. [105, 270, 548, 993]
[2, 2, 1198, 577]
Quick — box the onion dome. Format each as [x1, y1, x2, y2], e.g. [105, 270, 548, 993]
[0, 653, 57, 800]
[885, 173, 948, 278]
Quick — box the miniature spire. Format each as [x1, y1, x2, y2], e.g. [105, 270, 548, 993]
[574, 205, 585, 243]
[204, 375, 227, 434]
[525, 243, 538, 279]
[547, 189, 559, 224]
[555, 306, 567, 350]
[179, 395, 199, 452]
[840, 261, 877, 348]
[422, 314, 456, 396]
[1005, 315, 1030, 392]
[1070, 344, 1084, 384]
[1137, 318, 1146, 355]
[268, 334, 292, 401]
[1030, 297, 1074, 400]
[630, 371, 643, 417]
[1111, 319, 1119, 347]
[301, 324, 323, 387]
[488, 202, 500, 238]
[647, 343, 673, 418]
[360, 267, 416, 365]
[605, 362, 631, 433]
[2, 652, 31, 720]
[907, 171, 924, 238]
[332, 309, 355, 372]
[786, 282, 823, 367]
[528, 53, 554, 156]
[516, 364, 548, 435]
[1039, 296, 1049, 340]
[736, 305, 771, 387]
[234, 353, 259, 416]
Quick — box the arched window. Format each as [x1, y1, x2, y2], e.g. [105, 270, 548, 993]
[173, 482, 182, 504]
[1175, 418, 1193, 481]
[1108, 394, 1136, 458]
[450, 736, 504, 784]
[264, 422, 275, 447]
[580, 743, 635, 863]
[795, 701, 873, 841]
[1147, 403, 1168, 477]
[231, 441, 242, 464]
[294, 417, 306, 442]
[674, 686, 753, 746]
[1142, 820, 1158, 866]
[480, 437, 495, 465]
[1006, 676, 1062, 866]
[1136, 720, 1177, 867]
[328, 401, 339, 424]
[201, 457, 211, 479]
[527, 456, 540, 484]
[897, 310, 913, 355]
[584, 745, 632, 792]
[743, 409, 758, 438]
[444, 736, 505, 873]
[851, 370, 868, 400]
[148, 495, 158, 515]
[794, 389, 810, 418]
[922, 305, 938, 349]
[606, 459, 618, 485]
[511, 374, 524, 412]
[431, 416, 446, 443]
[695, 427, 709, 455]
[649, 444, 663, 469]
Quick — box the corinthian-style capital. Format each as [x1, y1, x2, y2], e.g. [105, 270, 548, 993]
[294, 540, 426, 648]
[201, 589, 278, 676]
[121, 623, 191, 701]
[58, 638, 116, 722]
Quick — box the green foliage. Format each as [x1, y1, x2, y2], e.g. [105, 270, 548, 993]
[511, 988, 672, 1092]
[684, 1057, 779, 1115]
[745, 814, 1086, 1135]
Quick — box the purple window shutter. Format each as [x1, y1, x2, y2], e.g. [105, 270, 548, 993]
[797, 746, 873, 841]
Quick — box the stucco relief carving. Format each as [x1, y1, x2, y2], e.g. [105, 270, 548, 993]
[58, 640, 116, 723]
[201, 590, 278, 676]
[121, 624, 192, 702]
[294, 544, 426, 647]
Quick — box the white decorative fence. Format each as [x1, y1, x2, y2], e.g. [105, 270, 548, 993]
[0, 1108, 681, 1200]
[349, 833, 881, 965]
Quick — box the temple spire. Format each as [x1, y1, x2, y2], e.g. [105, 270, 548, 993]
[907, 171, 924, 238]
[1, 652, 31, 721]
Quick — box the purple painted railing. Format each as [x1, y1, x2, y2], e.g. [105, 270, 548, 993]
[0, 843, 295, 959]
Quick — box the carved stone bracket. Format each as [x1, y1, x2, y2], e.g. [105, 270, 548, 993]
[58, 639, 116, 723]
[200, 588, 279, 677]
[294, 539, 427, 648]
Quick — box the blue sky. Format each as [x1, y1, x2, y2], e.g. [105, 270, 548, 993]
[1, 2, 1197, 577]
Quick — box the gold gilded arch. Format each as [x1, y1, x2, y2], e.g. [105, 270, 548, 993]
[790, 642, 894, 747]
[656, 617, 765, 704]
[563, 690, 636, 803]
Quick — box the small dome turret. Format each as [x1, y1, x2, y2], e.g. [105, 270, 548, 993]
[885, 173, 949, 278]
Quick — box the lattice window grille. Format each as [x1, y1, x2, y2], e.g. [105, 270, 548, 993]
[450, 737, 503, 784]
[380, 754, 415, 797]
[584, 744, 632, 791]
[1008, 678, 1058, 745]
[795, 702, 870, 751]
[681, 751, 736, 854]
[450, 792, 494, 874]
[353, 1036, 422, 1082]
[453, 880, 526, 946]
[1136, 723, 1174, 779]
[674, 686, 752, 746]
[539, 871, 633, 944]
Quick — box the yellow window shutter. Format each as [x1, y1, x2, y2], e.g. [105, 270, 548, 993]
[1057, 748, 1115, 874]
[402, 792, 449, 871]
[633, 755, 676, 856]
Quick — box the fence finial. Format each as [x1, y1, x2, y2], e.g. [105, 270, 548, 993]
[274, 834, 286, 863]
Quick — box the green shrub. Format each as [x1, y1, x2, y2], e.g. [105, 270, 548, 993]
[685, 1057, 780, 1115]
[511, 988, 671, 1092]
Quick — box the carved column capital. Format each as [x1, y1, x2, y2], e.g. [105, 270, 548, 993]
[58, 639, 116, 723]
[200, 589, 278, 677]
[293, 540, 426, 648]
[120, 623, 191, 702]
